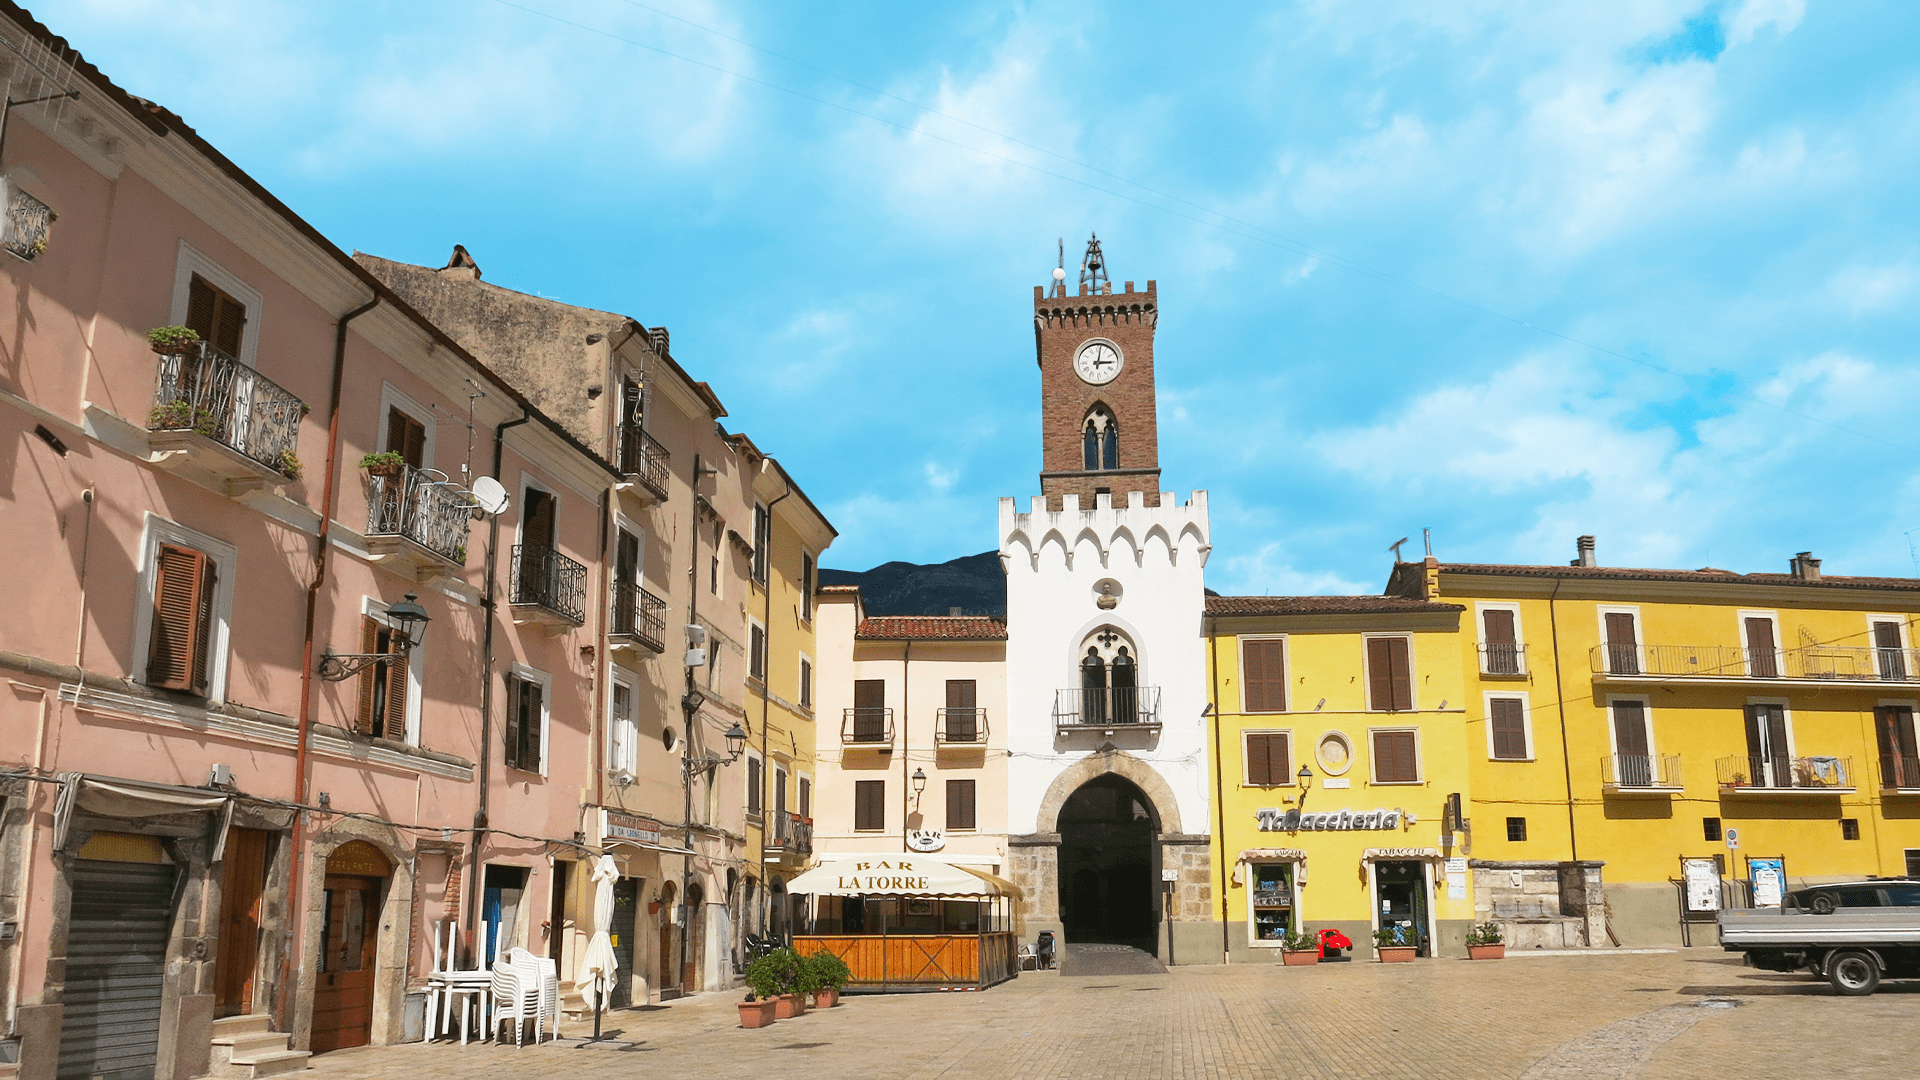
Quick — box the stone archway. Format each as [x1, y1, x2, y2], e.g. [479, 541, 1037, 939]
[1036, 750, 1183, 835]
[293, 820, 412, 1053]
[1057, 774, 1159, 952]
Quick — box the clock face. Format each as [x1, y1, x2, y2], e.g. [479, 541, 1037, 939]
[1074, 341, 1123, 385]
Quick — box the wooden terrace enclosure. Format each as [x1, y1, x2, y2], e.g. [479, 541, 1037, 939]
[788, 857, 1021, 991]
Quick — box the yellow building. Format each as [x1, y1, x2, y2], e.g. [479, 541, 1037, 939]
[1389, 540, 1920, 946]
[742, 456, 837, 938]
[1204, 594, 1488, 962]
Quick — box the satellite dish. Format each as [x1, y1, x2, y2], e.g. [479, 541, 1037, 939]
[469, 476, 510, 516]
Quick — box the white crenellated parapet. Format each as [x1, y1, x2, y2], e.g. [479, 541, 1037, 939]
[997, 490, 1211, 574]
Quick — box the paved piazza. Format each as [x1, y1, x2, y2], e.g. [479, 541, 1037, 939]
[308, 952, 1917, 1080]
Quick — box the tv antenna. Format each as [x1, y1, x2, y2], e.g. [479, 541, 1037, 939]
[1078, 233, 1108, 294]
[463, 379, 488, 486]
[1052, 238, 1065, 294]
[0, 34, 82, 165]
[1388, 537, 1410, 562]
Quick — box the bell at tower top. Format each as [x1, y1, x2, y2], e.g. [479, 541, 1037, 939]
[1032, 236, 1163, 509]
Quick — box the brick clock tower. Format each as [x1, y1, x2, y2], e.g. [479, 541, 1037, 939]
[1035, 235, 1161, 509]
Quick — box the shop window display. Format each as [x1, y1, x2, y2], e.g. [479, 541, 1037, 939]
[1251, 864, 1295, 943]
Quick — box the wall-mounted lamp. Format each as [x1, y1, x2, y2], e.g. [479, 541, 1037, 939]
[318, 593, 431, 681]
[1297, 764, 1313, 791]
[911, 767, 927, 803]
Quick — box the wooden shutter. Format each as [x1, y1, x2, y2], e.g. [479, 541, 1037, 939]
[854, 780, 884, 831]
[1489, 698, 1528, 760]
[854, 679, 885, 740]
[190, 557, 217, 695]
[1874, 621, 1903, 650]
[775, 770, 787, 815]
[147, 544, 208, 691]
[186, 276, 217, 340]
[1611, 701, 1649, 755]
[1482, 609, 1516, 646]
[799, 777, 811, 818]
[1482, 609, 1518, 673]
[356, 616, 382, 735]
[946, 679, 977, 740]
[947, 779, 976, 831]
[1744, 704, 1789, 786]
[521, 679, 543, 772]
[1372, 730, 1418, 783]
[382, 640, 409, 740]
[1367, 638, 1411, 712]
[1877, 706, 1919, 788]
[1242, 640, 1287, 713]
[503, 675, 524, 770]
[523, 488, 555, 549]
[1603, 612, 1639, 674]
[747, 757, 762, 816]
[1245, 732, 1288, 785]
[750, 624, 766, 681]
[1745, 618, 1778, 678]
[386, 408, 427, 470]
[185, 274, 245, 355]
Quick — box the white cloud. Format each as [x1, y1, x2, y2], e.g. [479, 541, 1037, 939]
[1724, 0, 1806, 48]
[923, 462, 957, 492]
[1826, 260, 1918, 317]
[1209, 541, 1373, 598]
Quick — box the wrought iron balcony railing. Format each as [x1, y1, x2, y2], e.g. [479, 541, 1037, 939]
[1716, 755, 1853, 791]
[936, 707, 989, 744]
[610, 581, 667, 652]
[5, 184, 52, 261]
[510, 544, 587, 625]
[1478, 642, 1527, 675]
[1881, 756, 1920, 791]
[1053, 686, 1162, 730]
[842, 707, 895, 746]
[149, 342, 305, 475]
[765, 812, 812, 855]
[1601, 753, 1683, 790]
[1591, 644, 1920, 683]
[617, 422, 670, 500]
[365, 466, 472, 564]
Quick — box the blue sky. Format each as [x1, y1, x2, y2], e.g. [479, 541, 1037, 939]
[38, 0, 1920, 592]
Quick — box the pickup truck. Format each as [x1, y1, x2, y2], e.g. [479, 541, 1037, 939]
[1718, 907, 1920, 995]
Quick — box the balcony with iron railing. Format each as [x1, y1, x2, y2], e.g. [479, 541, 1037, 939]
[1592, 644, 1920, 684]
[1479, 642, 1528, 676]
[935, 707, 990, 745]
[617, 422, 670, 502]
[365, 465, 472, 572]
[148, 342, 305, 486]
[510, 544, 587, 627]
[1053, 686, 1163, 734]
[842, 707, 895, 747]
[608, 580, 667, 653]
[1716, 755, 1854, 793]
[5, 184, 52, 261]
[764, 812, 813, 856]
[1601, 753, 1683, 792]
[1881, 756, 1920, 792]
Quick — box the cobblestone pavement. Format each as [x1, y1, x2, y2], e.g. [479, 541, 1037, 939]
[305, 951, 1919, 1080]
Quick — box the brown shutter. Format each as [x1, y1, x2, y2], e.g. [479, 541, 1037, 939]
[147, 544, 207, 690]
[383, 640, 409, 740]
[386, 408, 427, 470]
[1604, 612, 1639, 674]
[747, 757, 762, 815]
[1611, 700, 1649, 755]
[1489, 698, 1528, 759]
[1367, 638, 1411, 711]
[1372, 730, 1418, 783]
[503, 675, 524, 770]
[1242, 640, 1287, 713]
[356, 616, 381, 735]
[1482, 609, 1516, 646]
[854, 780, 884, 831]
[523, 679, 543, 771]
[523, 488, 555, 549]
[212, 294, 246, 356]
[1245, 733, 1271, 785]
[1481, 609, 1518, 673]
[185, 276, 217, 339]
[799, 777, 811, 818]
[190, 557, 217, 695]
[947, 779, 976, 831]
[1874, 621, 1903, 650]
[1745, 618, 1778, 678]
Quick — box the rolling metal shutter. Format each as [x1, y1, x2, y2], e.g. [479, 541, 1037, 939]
[58, 860, 177, 1080]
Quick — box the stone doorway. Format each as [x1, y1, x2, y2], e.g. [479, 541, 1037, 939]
[1057, 775, 1159, 954]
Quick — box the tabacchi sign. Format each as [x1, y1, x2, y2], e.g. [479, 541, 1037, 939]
[836, 860, 932, 892]
[1256, 807, 1403, 832]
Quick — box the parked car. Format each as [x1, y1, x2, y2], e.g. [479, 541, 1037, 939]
[1784, 880, 1920, 914]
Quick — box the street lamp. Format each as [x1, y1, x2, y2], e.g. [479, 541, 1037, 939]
[683, 721, 749, 774]
[317, 593, 431, 681]
[1297, 764, 1313, 790]
[911, 767, 927, 805]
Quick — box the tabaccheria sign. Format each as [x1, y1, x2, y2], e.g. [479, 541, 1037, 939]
[1256, 807, 1403, 832]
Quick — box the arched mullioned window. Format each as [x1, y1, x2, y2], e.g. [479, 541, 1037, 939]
[1077, 626, 1139, 724]
[1083, 407, 1118, 471]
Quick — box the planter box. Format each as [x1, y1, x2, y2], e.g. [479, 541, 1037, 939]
[772, 994, 806, 1019]
[811, 988, 840, 1009]
[1281, 950, 1320, 966]
[1376, 946, 1418, 963]
[738, 1000, 777, 1029]
[1467, 944, 1506, 960]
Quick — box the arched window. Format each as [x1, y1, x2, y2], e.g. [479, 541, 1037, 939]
[1083, 407, 1119, 471]
[1076, 627, 1140, 724]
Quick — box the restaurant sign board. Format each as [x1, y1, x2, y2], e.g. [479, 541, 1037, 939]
[1256, 807, 1402, 832]
[605, 810, 664, 846]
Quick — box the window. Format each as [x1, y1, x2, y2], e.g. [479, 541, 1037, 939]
[1742, 614, 1779, 678]
[1370, 729, 1419, 783]
[1365, 637, 1412, 712]
[1703, 817, 1722, 842]
[1601, 610, 1640, 675]
[1875, 706, 1919, 789]
[1249, 864, 1295, 944]
[609, 678, 637, 773]
[751, 501, 770, 584]
[853, 679, 887, 741]
[801, 551, 815, 621]
[749, 620, 766, 682]
[146, 543, 219, 695]
[945, 680, 978, 742]
[854, 780, 885, 831]
[1241, 638, 1287, 713]
[170, 245, 262, 365]
[774, 768, 788, 816]
[503, 670, 547, 773]
[799, 776, 812, 819]
[516, 483, 557, 604]
[385, 406, 427, 470]
[798, 656, 813, 708]
[1243, 732, 1291, 786]
[1872, 619, 1907, 680]
[1907, 849, 1920, 877]
[1480, 607, 1521, 674]
[1082, 407, 1117, 470]
[1743, 703, 1792, 787]
[1505, 817, 1527, 842]
[355, 613, 409, 740]
[1610, 699, 1653, 786]
[184, 273, 247, 358]
[947, 779, 977, 831]
[1840, 818, 1860, 841]
[746, 755, 763, 817]
[1487, 697, 1529, 760]
[709, 521, 722, 597]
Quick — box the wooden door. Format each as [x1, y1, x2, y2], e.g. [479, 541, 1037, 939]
[310, 876, 381, 1052]
[214, 828, 272, 1017]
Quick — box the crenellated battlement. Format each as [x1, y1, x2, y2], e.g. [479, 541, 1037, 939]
[999, 489, 1210, 571]
[1032, 279, 1157, 331]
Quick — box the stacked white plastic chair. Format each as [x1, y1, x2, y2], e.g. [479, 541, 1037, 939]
[494, 947, 559, 1045]
[426, 920, 493, 1045]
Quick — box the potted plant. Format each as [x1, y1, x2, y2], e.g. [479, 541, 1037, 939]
[745, 948, 806, 1019]
[148, 399, 221, 438]
[1465, 922, 1506, 960]
[1373, 926, 1418, 963]
[1281, 929, 1321, 966]
[736, 992, 776, 1029]
[360, 450, 407, 477]
[806, 949, 850, 1008]
[273, 450, 302, 480]
[146, 325, 201, 356]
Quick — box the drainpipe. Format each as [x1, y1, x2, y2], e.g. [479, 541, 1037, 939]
[1207, 616, 1230, 963]
[900, 641, 912, 854]
[468, 407, 533, 955]
[759, 464, 792, 937]
[680, 454, 708, 994]
[279, 293, 377, 1030]
[1548, 577, 1578, 862]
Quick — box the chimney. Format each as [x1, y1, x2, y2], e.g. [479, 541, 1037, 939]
[949, 607, 964, 617]
[1791, 551, 1822, 581]
[440, 244, 480, 281]
[649, 326, 669, 355]
[1571, 535, 1597, 568]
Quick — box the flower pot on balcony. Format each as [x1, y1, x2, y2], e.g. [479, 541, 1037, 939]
[1467, 944, 1506, 960]
[1282, 949, 1320, 966]
[1376, 946, 1418, 963]
[737, 999, 777, 1028]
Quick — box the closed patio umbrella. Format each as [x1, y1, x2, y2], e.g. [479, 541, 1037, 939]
[577, 854, 620, 1016]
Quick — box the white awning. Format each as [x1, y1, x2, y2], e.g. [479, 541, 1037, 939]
[785, 856, 1017, 898]
[1361, 847, 1446, 862]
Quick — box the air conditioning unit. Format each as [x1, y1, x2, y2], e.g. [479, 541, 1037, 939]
[684, 647, 707, 668]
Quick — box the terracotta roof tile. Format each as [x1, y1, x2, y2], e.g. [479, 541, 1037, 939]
[1206, 596, 1464, 616]
[856, 616, 1008, 641]
[818, 584, 860, 594]
[1434, 563, 1920, 592]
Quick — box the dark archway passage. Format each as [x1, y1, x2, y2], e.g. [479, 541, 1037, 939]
[1057, 774, 1159, 954]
